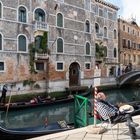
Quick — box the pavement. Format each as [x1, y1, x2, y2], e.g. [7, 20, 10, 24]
[28, 115, 140, 140]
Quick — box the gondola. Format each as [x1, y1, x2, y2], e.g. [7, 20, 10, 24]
[0, 120, 74, 140]
[0, 86, 92, 111]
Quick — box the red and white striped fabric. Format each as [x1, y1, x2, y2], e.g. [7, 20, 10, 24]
[94, 87, 98, 126]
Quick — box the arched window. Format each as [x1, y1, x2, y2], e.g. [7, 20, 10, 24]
[114, 29, 117, 39]
[57, 38, 63, 53]
[35, 8, 45, 22]
[124, 54, 126, 64]
[104, 27, 107, 37]
[114, 48, 117, 58]
[128, 40, 131, 49]
[57, 13, 63, 27]
[18, 6, 26, 22]
[18, 35, 27, 52]
[104, 46, 107, 57]
[85, 20, 90, 33]
[0, 2, 2, 18]
[85, 42, 90, 55]
[35, 35, 42, 49]
[0, 34, 2, 50]
[95, 23, 99, 33]
[123, 25, 125, 31]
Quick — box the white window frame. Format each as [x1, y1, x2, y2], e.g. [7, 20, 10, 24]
[95, 23, 100, 34]
[85, 19, 90, 33]
[103, 26, 108, 38]
[56, 12, 64, 28]
[0, 33, 3, 51]
[35, 61, 46, 72]
[56, 61, 64, 71]
[0, 1, 3, 19]
[56, 37, 64, 53]
[85, 41, 91, 55]
[113, 29, 117, 39]
[0, 61, 5, 72]
[17, 34, 28, 53]
[33, 7, 46, 22]
[85, 62, 91, 70]
[17, 5, 28, 23]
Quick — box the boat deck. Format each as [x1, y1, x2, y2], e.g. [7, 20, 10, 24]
[28, 115, 140, 140]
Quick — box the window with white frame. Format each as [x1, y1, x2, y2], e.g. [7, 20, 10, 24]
[128, 40, 131, 48]
[56, 62, 64, 71]
[57, 13, 63, 27]
[104, 46, 107, 57]
[35, 8, 45, 22]
[128, 27, 129, 33]
[35, 35, 42, 49]
[18, 6, 27, 22]
[114, 48, 117, 58]
[114, 29, 117, 39]
[18, 35, 27, 52]
[0, 34, 2, 50]
[85, 20, 90, 33]
[104, 27, 107, 38]
[123, 25, 125, 31]
[35, 62, 45, 71]
[57, 38, 63, 53]
[0, 61, 4, 71]
[0, 2, 2, 18]
[122, 39, 126, 47]
[85, 62, 91, 70]
[95, 23, 99, 33]
[85, 42, 90, 55]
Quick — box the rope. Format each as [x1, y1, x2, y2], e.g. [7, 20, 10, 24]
[94, 87, 98, 126]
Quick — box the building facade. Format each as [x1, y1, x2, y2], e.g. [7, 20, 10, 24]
[118, 18, 140, 73]
[0, 0, 118, 93]
[94, 0, 119, 77]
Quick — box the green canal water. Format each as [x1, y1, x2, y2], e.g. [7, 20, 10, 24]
[1, 86, 140, 129]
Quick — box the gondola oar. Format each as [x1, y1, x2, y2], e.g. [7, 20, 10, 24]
[5, 89, 12, 120]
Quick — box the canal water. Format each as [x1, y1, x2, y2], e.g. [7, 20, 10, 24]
[1, 86, 140, 129]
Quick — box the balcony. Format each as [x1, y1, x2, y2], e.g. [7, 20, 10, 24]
[35, 52, 49, 60]
[34, 21, 49, 32]
[95, 33, 103, 39]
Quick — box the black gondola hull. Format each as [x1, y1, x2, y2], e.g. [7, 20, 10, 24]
[0, 122, 73, 140]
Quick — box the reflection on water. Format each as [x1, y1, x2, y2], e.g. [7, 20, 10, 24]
[1, 86, 140, 129]
[0, 102, 74, 129]
[105, 86, 140, 104]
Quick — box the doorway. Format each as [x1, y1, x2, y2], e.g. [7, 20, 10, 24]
[69, 62, 80, 86]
